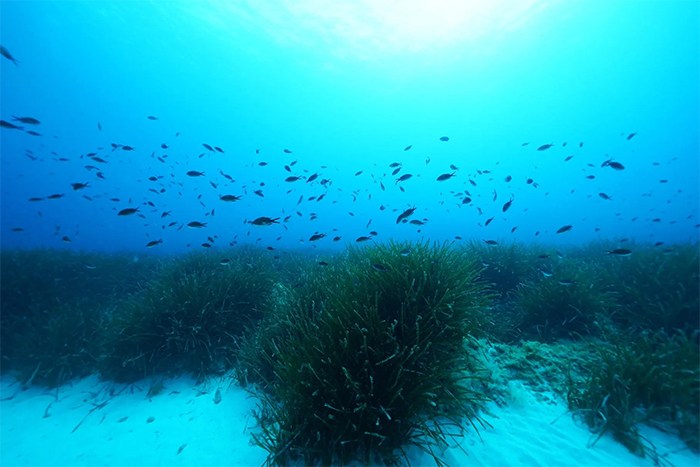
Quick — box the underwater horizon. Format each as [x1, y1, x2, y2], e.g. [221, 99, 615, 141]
[1, 2, 699, 467]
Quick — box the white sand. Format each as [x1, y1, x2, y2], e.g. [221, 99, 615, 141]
[1, 374, 697, 467]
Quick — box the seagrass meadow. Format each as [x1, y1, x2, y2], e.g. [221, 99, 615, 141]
[1, 239, 698, 465]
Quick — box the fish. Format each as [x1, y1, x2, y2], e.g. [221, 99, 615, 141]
[404, 145, 412, 151]
[28, 197, 43, 202]
[187, 221, 207, 228]
[62, 236, 71, 243]
[564, 155, 573, 162]
[309, 233, 326, 242]
[12, 116, 40, 125]
[118, 207, 139, 216]
[219, 195, 241, 202]
[333, 236, 341, 241]
[356, 236, 372, 242]
[187, 171, 205, 177]
[355, 171, 363, 176]
[0, 120, 23, 130]
[537, 144, 553, 151]
[392, 167, 401, 176]
[605, 249, 632, 256]
[254, 190, 264, 197]
[121, 145, 135, 151]
[522, 142, 530, 146]
[483, 240, 498, 245]
[502, 197, 514, 212]
[161, 211, 171, 218]
[215, 147, 224, 153]
[258, 162, 268, 166]
[484, 217, 494, 226]
[1, 45, 19, 65]
[203, 143, 214, 152]
[318, 261, 330, 266]
[396, 174, 412, 183]
[599, 193, 612, 200]
[71, 182, 90, 190]
[250, 217, 279, 226]
[371, 263, 389, 272]
[585, 175, 595, 179]
[504, 175, 512, 183]
[400, 248, 411, 256]
[26, 130, 41, 136]
[450, 164, 459, 171]
[627, 132, 637, 140]
[146, 239, 163, 248]
[307, 173, 319, 182]
[437, 172, 456, 182]
[220, 259, 231, 265]
[511, 226, 518, 233]
[284, 149, 292, 154]
[557, 225, 573, 234]
[539, 270, 553, 277]
[396, 206, 417, 224]
[409, 220, 425, 225]
[47, 194, 65, 199]
[439, 136, 450, 142]
[462, 197, 472, 204]
[201, 243, 212, 248]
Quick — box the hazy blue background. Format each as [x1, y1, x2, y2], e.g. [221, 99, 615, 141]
[1, 0, 698, 254]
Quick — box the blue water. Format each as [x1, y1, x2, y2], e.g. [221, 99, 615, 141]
[1, 1, 698, 253]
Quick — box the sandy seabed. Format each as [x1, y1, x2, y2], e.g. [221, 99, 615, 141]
[1, 374, 697, 467]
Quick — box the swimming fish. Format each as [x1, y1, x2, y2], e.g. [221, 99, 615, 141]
[0, 45, 18, 65]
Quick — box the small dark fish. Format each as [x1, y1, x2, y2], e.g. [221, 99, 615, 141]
[12, 228, 24, 232]
[258, 162, 268, 166]
[396, 174, 412, 183]
[309, 233, 326, 242]
[147, 116, 159, 120]
[521, 142, 530, 146]
[627, 132, 637, 140]
[462, 197, 472, 204]
[483, 240, 498, 245]
[201, 243, 212, 248]
[250, 217, 279, 226]
[585, 175, 595, 179]
[437, 172, 456, 182]
[187, 171, 205, 177]
[404, 145, 412, 151]
[371, 263, 389, 272]
[307, 173, 319, 182]
[356, 236, 372, 242]
[502, 197, 514, 212]
[400, 248, 411, 256]
[537, 144, 553, 151]
[396, 206, 416, 224]
[28, 197, 43, 202]
[283, 149, 292, 154]
[1, 45, 19, 65]
[318, 261, 330, 266]
[558, 280, 577, 286]
[333, 236, 341, 242]
[355, 171, 363, 176]
[599, 193, 612, 200]
[71, 182, 90, 190]
[392, 167, 401, 176]
[118, 207, 139, 216]
[220, 195, 241, 202]
[26, 130, 41, 136]
[605, 249, 632, 256]
[254, 190, 264, 197]
[187, 221, 207, 228]
[121, 145, 135, 151]
[161, 211, 171, 218]
[556, 225, 573, 234]
[511, 226, 518, 233]
[504, 175, 512, 183]
[62, 236, 71, 243]
[579, 142, 583, 147]
[409, 219, 425, 225]
[220, 259, 231, 265]
[146, 239, 163, 248]
[203, 143, 214, 151]
[47, 194, 65, 200]
[484, 217, 494, 226]
[439, 136, 449, 142]
[12, 116, 40, 125]
[161, 143, 168, 149]
[450, 164, 459, 171]
[215, 147, 224, 153]
[564, 155, 573, 162]
[0, 120, 23, 130]
[608, 161, 625, 170]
